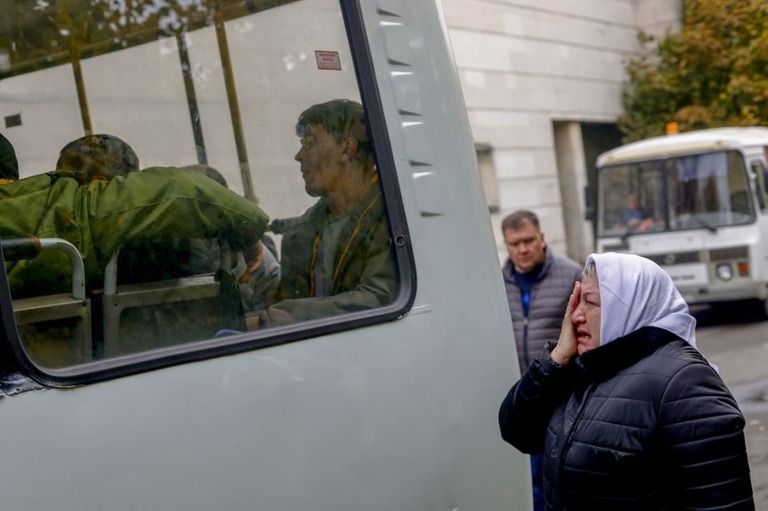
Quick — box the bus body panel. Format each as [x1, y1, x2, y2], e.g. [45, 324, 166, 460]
[0, 311, 522, 510]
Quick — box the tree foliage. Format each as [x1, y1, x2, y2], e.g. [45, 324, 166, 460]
[619, 0, 768, 142]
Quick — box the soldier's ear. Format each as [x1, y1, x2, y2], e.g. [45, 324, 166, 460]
[340, 136, 359, 163]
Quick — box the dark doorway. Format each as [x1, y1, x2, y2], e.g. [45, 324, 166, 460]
[581, 123, 623, 242]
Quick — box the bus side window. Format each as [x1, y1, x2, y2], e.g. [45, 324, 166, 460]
[0, 0, 408, 381]
[750, 161, 768, 210]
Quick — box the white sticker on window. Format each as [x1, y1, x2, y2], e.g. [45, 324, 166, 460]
[315, 50, 342, 70]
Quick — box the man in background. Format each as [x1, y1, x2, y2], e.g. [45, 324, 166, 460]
[500, 209, 581, 511]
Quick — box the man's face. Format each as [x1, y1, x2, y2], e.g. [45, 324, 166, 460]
[294, 123, 345, 198]
[571, 274, 601, 355]
[503, 220, 546, 273]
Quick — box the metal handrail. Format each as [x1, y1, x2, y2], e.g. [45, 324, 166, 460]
[1, 237, 86, 300]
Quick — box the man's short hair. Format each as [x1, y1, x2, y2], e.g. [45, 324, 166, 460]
[295, 99, 371, 162]
[501, 209, 541, 233]
[56, 134, 139, 183]
[0, 132, 19, 180]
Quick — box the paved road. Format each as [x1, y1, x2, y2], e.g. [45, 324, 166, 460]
[693, 305, 768, 509]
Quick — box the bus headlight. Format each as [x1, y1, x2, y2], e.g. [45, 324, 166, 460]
[716, 264, 733, 281]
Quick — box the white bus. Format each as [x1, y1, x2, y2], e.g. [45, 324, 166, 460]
[0, 0, 531, 509]
[594, 127, 768, 315]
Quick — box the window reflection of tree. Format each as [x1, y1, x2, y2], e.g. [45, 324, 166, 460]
[0, 0, 300, 78]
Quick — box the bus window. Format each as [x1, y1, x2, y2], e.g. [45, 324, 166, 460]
[668, 151, 754, 228]
[597, 150, 754, 239]
[597, 161, 663, 237]
[0, 0, 409, 378]
[750, 160, 768, 210]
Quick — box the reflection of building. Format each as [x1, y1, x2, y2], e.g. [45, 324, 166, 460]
[440, 0, 683, 262]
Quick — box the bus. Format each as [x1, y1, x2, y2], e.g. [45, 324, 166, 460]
[0, 0, 531, 509]
[594, 127, 768, 315]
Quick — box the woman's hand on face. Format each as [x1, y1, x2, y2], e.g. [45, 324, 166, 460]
[551, 281, 581, 366]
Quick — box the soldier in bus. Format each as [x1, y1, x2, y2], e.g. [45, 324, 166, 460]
[253, 99, 397, 327]
[55, 133, 139, 183]
[181, 163, 281, 312]
[0, 139, 269, 300]
[0, 132, 19, 184]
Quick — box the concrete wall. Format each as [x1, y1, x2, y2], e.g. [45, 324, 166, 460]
[440, 0, 682, 264]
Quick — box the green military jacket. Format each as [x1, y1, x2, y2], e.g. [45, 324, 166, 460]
[265, 184, 397, 325]
[1, 167, 269, 298]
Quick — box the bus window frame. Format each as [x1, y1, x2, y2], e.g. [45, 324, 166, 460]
[750, 160, 768, 211]
[0, 0, 416, 388]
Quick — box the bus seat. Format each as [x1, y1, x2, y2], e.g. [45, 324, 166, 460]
[2, 237, 92, 368]
[100, 242, 245, 358]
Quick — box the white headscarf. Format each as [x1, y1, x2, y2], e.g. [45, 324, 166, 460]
[586, 252, 699, 351]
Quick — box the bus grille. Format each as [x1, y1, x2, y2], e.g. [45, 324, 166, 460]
[645, 251, 701, 266]
[710, 246, 749, 261]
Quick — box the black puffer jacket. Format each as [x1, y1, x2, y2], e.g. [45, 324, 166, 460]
[499, 326, 754, 511]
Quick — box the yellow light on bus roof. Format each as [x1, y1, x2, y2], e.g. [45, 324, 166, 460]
[666, 122, 680, 135]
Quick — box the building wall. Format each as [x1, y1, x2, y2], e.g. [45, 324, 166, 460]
[440, 0, 682, 264]
[635, 0, 683, 38]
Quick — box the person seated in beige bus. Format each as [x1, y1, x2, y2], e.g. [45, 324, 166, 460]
[622, 193, 654, 231]
[254, 99, 397, 328]
[0, 135, 269, 300]
[181, 163, 281, 312]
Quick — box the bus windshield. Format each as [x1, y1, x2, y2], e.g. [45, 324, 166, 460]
[598, 150, 755, 238]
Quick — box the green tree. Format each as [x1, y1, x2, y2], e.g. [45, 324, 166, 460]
[620, 0, 768, 142]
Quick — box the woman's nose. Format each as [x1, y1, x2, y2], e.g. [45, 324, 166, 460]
[571, 303, 585, 322]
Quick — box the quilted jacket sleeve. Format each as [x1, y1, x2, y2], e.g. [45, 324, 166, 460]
[498, 343, 570, 454]
[659, 362, 754, 510]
